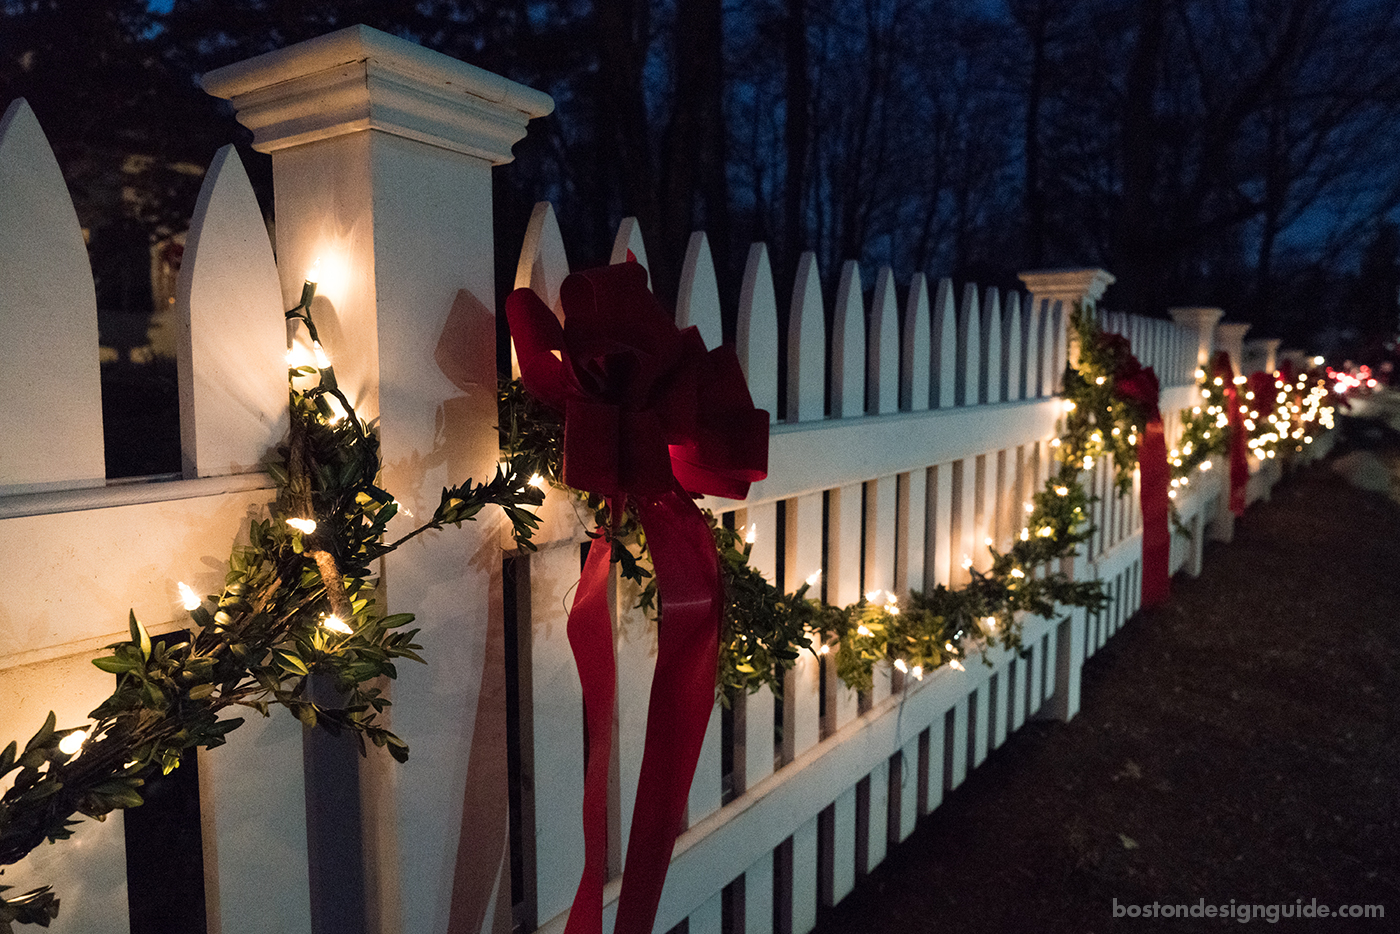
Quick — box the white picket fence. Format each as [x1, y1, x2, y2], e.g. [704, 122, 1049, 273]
[0, 24, 1292, 934]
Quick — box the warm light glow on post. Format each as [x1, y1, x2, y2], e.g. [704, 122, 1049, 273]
[58, 729, 89, 756]
[177, 585, 203, 613]
[286, 517, 317, 534]
[322, 614, 353, 635]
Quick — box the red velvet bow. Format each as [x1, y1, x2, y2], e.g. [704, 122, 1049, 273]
[507, 261, 768, 934]
[508, 261, 768, 501]
[1106, 347, 1169, 608]
[1113, 355, 1162, 422]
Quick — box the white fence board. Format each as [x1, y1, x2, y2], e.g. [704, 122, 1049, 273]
[176, 144, 287, 479]
[0, 99, 104, 495]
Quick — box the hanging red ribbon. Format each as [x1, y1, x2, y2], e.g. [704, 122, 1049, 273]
[507, 261, 768, 934]
[1110, 351, 1170, 608]
[1212, 352, 1248, 515]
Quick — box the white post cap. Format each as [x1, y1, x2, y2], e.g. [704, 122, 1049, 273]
[201, 24, 554, 164]
[1017, 268, 1116, 308]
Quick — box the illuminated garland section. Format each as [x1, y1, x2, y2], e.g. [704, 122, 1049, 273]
[500, 302, 1189, 699]
[1172, 364, 1339, 485]
[0, 272, 546, 927]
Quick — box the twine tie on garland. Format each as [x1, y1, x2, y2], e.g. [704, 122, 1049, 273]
[506, 261, 768, 934]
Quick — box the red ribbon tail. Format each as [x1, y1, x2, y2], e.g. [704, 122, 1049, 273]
[1138, 417, 1171, 608]
[563, 533, 619, 934]
[612, 492, 722, 934]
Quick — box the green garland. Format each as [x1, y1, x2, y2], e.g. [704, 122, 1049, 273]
[0, 281, 545, 928]
[496, 305, 1165, 700]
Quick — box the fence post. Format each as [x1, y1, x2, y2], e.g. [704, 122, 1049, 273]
[1168, 306, 1225, 371]
[1214, 322, 1252, 376]
[1016, 268, 1116, 373]
[1015, 268, 1114, 723]
[203, 25, 553, 934]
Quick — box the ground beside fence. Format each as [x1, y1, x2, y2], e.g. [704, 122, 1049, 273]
[814, 401, 1400, 933]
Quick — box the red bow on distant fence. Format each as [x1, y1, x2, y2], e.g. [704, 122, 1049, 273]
[507, 261, 768, 934]
[1212, 351, 1248, 516]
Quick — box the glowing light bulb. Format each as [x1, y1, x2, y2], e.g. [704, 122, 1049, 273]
[1168, 489, 1178, 499]
[894, 659, 909, 673]
[1128, 434, 1136, 445]
[1050, 438, 1061, 447]
[949, 659, 966, 672]
[286, 518, 317, 534]
[1010, 568, 1025, 578]
[984, 536, 994, 547]
[1063, 399, 1077, 412]
[322, 615, 353, 635]
[312, 342, 332, 369]
[984, 616, 998, 631]
[865, 589, 881, 603]
[1055, 486, 1069, 496]
[286, 343, 315, 368]
[744, 525, 757, 545]
[806, 570, 822, 587]
[856, 624, 872, 637]
[529, 473, 548, 489]
[912, 665, 924, 680]
[58, 729, 89, 756]
[1038, 526, 1054, 538]
[325, 395, 348, 424]
[1095, 376, 1105, 385]
[1020, 528, 1030, 542]
[1214, 377, 1224, 386]
[818, 643, 831, 655]
[1199, 460, 1212, 471]
[961, 556, 974, 570]
[945, 641, 955, 652]
[177, 582, 201, 611]
[1083, 456, 1093, 469]
[1024, 502, 1035, 513]
[1195, 368, 1206, 380]
[305, 259, 321, 284]
[1313, 356, 1324, 366]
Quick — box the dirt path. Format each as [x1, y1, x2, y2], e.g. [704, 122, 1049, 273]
[815, 411, 1400, 933]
